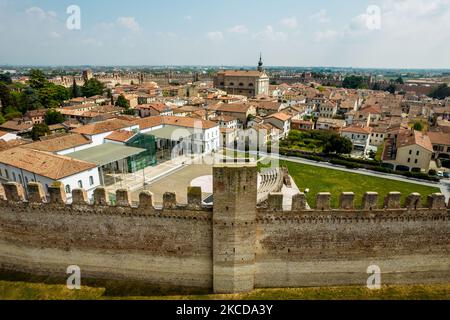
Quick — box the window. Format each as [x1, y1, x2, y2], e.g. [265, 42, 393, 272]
[78, 180, 83, 188]
[409, 150, 412, 155]
[12, 172, 16, 182]
[407, 158, 411, 163]
[89, 176, 94, 186]
[239, 83, 244, 86]
[65, 185, 71, 194]
[416, 151, 420, 156]
[229, 82, 234, 86]
[415, 159, 418, 164]
[5, 169, 9, 180]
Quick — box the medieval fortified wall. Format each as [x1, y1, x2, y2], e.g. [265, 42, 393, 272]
[0, 163, 449, 294]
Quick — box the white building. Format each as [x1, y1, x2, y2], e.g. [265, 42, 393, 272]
[0, 131, 19, 142]
[340, 125, 372, 155]
[135, 116, 220, 154]
[0, 147, 100, 200]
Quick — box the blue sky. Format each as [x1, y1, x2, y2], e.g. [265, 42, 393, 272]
[0, 0, 449, 68]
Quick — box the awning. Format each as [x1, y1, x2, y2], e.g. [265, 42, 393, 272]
[67, 143, 146, 166]
[145, 125, 195, 140]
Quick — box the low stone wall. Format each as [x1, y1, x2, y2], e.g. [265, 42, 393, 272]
[255, 192, 450, 288]
[0, 183, 214, 291]
[0, 176, 449, 294]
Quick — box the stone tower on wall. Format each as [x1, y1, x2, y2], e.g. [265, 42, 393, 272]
[213, 161, 258, 294]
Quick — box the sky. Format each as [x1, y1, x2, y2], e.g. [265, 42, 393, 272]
[0, 0, 449, 68]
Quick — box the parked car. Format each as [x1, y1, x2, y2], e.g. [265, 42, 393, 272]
[444, 172, 450, 179]
[437, 171, 444, 177]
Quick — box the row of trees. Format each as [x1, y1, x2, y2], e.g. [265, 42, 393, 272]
[0, 70, 106, 125]
[428, 84, 450, 100]
[342, 75, 404, 94]
[283, 130, 353, 155]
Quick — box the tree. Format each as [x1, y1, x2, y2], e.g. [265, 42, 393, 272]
[342, 76, 368, 89]
[413, 122, 424, 132]
[0, 73, 12, 84]
[429, 84, 450, 100]
[45, 109, 65, 125]
[107, 88, 114, 105]
[4, 106, 22, 121]
[0, 82, 12, 110]
[29, 69, 48, 89]
[0, 114, 5, 125]
[386, 84, 397, 94]
[324, 135, 353, 155]
[115, 94, 130, 109]
[71, 78, 81, 98]
[395, 77, 404, 84]
[18, 87, 42, 113]
[31, 123, 50, 141]
[37, 83, 70, 108]
[81, 78, 105, 97]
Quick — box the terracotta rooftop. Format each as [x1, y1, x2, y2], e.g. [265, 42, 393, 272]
[0, 147, 97, 180]
[341, 126, 372, 134]
[105, 130, 137, 143]
[397, 130, 433, 152]
[209, 103, 252, 114]
[265, 112, 291, 122]
[72, 118, 136, 135]
[0, 130, 10, 138]
[133, 116, 164, 130]
[0, 120, 33, 132]
[217, 70, 266, 77]
[163, 116, 218, 130]
[427, 131, 450, 146]
[135, 116, 218, 131]
[360, 105, 382, 114]
[22, 133, 92, 153]
[136, 103, 168, 112]
[0, 139, 28, 152]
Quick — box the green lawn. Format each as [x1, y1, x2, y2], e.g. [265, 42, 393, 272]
[0, 280, 448, 300]
[282, 160, 441, 208]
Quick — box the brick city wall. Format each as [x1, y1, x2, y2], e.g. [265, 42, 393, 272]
[0, 164, 449, 294]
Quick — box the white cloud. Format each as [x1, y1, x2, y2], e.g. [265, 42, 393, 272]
[314, 30, 339, 42]
[280, 17, 298, 29]
[228, 25, 248, 34]
[25, 6, 56, 20]
[116, 17, 141, 33]
[206, 31, 224, 41]
[184, 15, 192, 21]
[254, 25, 287, 41]
[310, 9, 330, 23]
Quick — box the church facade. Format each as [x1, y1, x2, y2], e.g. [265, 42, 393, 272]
[214, 55, 270, 98]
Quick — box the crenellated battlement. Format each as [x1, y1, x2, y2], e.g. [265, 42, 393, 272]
[261, 191, 449, 212]
[1, 182, 448, 217]
[0, 182, 212, 221]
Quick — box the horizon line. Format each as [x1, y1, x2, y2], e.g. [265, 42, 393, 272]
[1, 64, 450, 71]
